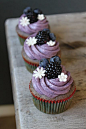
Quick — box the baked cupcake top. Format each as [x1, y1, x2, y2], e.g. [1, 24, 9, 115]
[24, 29, 60, 60]
[18, 7, 49, 34]
[32, 56, 74, 98]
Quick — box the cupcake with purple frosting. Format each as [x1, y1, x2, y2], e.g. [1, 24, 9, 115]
[22, 29, 61, 73]
[29, 56, 76, 114]
[16, 7, 49, 45]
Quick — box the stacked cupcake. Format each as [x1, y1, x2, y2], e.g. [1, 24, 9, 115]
[16, 7, 49, 45]
[16, 7, 76, 114]
[29, 56, 76, 114]
[22, 29, 61, 73]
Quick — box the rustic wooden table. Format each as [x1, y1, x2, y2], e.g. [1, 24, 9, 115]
[5, 12, 86, 129]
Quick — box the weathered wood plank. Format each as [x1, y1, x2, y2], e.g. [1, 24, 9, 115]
[5, 12, 86, 129]
[47, 12, 86, 44]
[13, 67, 86, 129]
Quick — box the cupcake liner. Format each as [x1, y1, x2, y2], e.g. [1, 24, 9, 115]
[16, 25, 29, 46]
[22, 52, 39, 73]
[32, 96, 73, 114]
[24, 61, 38, 73]
[18, 35, 26, 46]
[23, 56, 38, 73]
[29, 81, 76, 114]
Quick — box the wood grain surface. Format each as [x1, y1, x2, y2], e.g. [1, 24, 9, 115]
[5, 12, 86, 129]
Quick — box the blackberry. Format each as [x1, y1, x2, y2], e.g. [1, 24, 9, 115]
[23, 7, 44, 24]
[35, 30, 50, 45]
[45, 62, 62, 79]
[27, 11, 38, 23]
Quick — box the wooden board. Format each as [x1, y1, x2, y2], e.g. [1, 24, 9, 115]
[5, 12, 86, 129]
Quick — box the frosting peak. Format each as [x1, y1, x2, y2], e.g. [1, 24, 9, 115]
[24, 40, 60, 60]
[32, 66, 73, 98]
[18, 14, 49, 35]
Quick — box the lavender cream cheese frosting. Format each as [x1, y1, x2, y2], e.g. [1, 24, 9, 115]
[18, 14, 49, 34]
[32, 66, 73, 98]
[24, 39, 60, 60]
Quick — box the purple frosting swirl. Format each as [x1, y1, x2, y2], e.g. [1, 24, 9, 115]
[18, 14, 49, 35]
[24, 39, 60, 60]
[32, 66, 73, 98]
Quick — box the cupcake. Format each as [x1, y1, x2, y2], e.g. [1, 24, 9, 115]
[22, 29, 61, 73]
[29, 56, 76, 114]
[16, 7, 49, 45]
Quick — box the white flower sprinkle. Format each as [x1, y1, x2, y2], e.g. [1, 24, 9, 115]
[20, 17, 30, 26]
[33, 67, 45, 79]
[37, 14, 45, 20]
[47, 40, 56, 46]
[26, 37, 37, 46]
[58, 72, 67, 82]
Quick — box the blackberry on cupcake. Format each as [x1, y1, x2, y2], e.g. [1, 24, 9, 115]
[39, 56, 62, 79]
[29, 56, 76, 114]
[35, 29, 56, 45]
[16, 7, 49, 45]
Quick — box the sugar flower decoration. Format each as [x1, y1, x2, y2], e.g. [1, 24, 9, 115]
[26, 37, 37, 46]
[58, 73, 67, 82]
[20, 17, 30, 26]
[33, 67, 45, 79]
[37, 14, 45, 20]
[47, 40, 56, 46]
